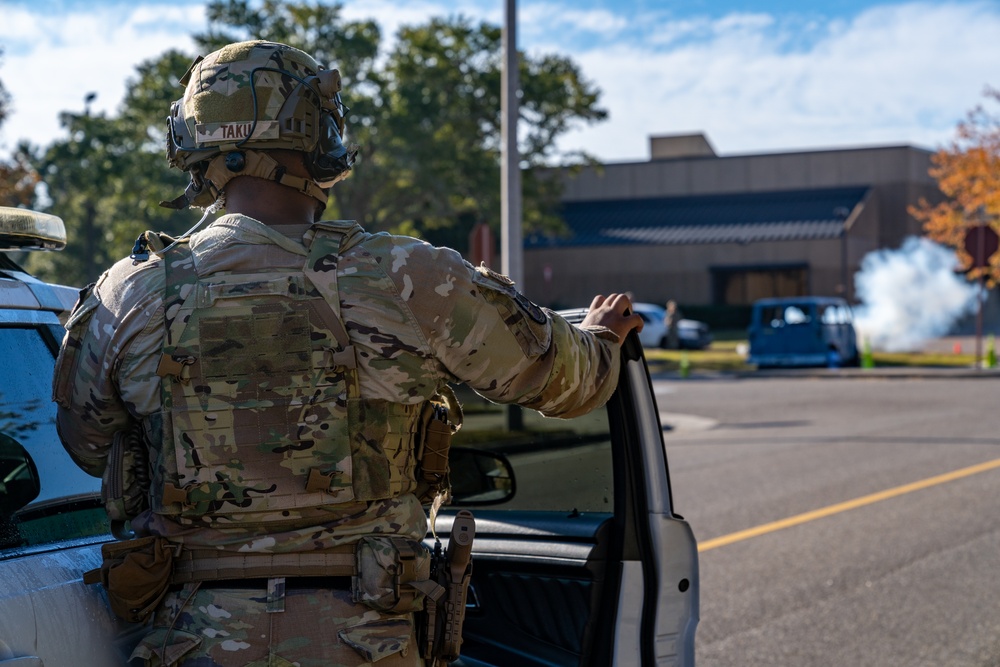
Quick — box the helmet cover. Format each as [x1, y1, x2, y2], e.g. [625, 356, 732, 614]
[163, 40, 356, 209]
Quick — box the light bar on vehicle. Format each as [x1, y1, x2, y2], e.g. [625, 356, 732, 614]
[0, 207, 67, 251]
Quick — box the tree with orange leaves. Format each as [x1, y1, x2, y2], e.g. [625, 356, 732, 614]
[911, 88, 1000, 288]
[0, 50, 39, 207]
[0, 149, 40, 208]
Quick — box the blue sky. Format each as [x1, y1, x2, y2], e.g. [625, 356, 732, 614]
[2, 0, 999, 162]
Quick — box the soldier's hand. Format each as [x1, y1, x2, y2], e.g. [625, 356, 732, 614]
[581, 293, 644, 343]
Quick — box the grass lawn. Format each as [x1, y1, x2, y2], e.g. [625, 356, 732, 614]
[642, 334, 988, 373]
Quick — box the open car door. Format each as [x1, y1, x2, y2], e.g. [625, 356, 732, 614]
[436, 328, 699, 666]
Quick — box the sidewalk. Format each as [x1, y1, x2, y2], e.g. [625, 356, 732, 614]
[652, 368, 1000, 381]
[736, 366, 1000, 379]
[651, 367, 1000, 381]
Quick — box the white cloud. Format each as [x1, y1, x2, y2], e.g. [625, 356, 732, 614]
[1, 0, 999, 165]
[555, 1, 1000, 161]
[519, 3, 629, 35]
[0, 4, 202, 150]
[339, 0, 497, 51]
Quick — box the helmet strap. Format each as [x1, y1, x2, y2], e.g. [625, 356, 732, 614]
[203, 149, 329, 209]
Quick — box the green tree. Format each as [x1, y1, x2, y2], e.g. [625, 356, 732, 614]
[369, 17, 605, 248]
[26, 1, 606, 284]
[196, 0, 381, 87]
[195, 1, 606, 247]
[25, 52, 194, 286]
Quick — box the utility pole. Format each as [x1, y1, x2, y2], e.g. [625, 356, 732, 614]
[501, 0, 522, 288]
[502, 0, 524, 431]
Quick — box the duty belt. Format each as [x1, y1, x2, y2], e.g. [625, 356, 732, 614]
[171, 544, 356, 584]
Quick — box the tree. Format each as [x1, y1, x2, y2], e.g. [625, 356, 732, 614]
[911, 87, 1000, 287]
[195, 1, 607, 247]
[25, 1, 606, 285]
[196, 0, 381, 87]
[357, 17, 606, 249]
[25, 52, 193, 286]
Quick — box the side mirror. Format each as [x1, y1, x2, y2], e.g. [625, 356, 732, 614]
[0, 434, 40, 516]
[449, 446, 516, 506]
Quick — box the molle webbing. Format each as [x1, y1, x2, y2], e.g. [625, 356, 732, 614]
[171, 544, 356, 584]
[153, 228, 412, 522]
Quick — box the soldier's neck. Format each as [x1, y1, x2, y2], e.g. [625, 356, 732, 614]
[224, 175, 318, 227]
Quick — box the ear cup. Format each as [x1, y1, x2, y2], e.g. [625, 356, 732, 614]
[307, 111, 354, 186]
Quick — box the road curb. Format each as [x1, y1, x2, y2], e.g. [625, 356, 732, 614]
[650, 367, 1000, 381]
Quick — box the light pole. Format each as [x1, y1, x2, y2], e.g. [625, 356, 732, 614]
[502, 0, 524, 431]
[501, 0, 522, 288]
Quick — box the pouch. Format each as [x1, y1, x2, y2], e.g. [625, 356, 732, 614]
[102, 423, 150, 531]
[353, 536, 431, 613]
[414, 387, 463, 504]
[129, 627, 202, 666]
[84, 536, 177, 624]
[339, 617, 414, 664]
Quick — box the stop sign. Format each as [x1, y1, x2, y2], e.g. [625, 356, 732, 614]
[963, 225, 999, 268]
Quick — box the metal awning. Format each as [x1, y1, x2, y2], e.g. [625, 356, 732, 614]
[526, 186, 870, 248]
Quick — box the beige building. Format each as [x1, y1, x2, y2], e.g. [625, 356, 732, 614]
[523, 134, 941, 318]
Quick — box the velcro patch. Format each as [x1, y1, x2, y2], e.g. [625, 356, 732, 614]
[474, 265, 546, 324]
[195, 120, 279, 143]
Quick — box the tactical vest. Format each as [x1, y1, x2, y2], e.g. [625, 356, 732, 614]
[149, 222, 423, 524]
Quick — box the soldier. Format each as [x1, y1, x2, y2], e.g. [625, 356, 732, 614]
[665, 299, 683, 349]
[53, 40, 642, 666]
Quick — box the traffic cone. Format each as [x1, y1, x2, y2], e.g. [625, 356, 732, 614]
[861, 337, 874, 369]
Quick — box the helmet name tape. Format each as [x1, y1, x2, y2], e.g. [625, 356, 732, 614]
[196, 121, 280, 144]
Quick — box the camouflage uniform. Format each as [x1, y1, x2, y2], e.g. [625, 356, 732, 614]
[54, 213, 621, 666]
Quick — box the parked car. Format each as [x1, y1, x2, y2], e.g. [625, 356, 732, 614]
[0, 210, 698, 666]
[747, 296, 859, 368]
[633, 302, 713, 350]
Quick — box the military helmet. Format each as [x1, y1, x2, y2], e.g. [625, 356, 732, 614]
[163, 40, 357, 210]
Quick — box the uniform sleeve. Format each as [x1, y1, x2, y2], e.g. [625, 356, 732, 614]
[372, 236, 621, 419]
[52, 261, 163, 476]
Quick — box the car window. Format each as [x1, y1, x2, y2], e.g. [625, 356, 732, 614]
[760, 305, 785, 328]
[449, 387, 613, 514]
[0, 320, 107, 555]
[783, 305, 810, 324]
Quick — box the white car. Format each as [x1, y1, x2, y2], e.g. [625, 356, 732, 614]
[632, 302, 713, 350]
[0, 213, 699, 666]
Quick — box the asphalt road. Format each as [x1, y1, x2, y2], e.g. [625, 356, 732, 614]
[655, 374, 1000, 667]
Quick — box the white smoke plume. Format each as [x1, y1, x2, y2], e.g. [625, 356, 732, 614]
[853, 236, 979, 352]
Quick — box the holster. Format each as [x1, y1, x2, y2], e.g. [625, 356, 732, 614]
[83, 536, 178, 624]
[418, 510, 476, 665]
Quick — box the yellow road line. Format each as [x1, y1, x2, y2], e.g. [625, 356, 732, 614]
[698, 457, 1000, 552]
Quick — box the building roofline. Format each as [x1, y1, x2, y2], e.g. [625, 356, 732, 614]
[588, 142, 935, 169]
